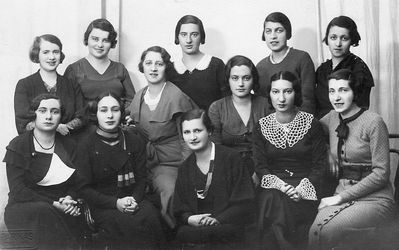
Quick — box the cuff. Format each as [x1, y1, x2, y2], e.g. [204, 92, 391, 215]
[296, 178, 317, 200]
[261, 174, 286, 190]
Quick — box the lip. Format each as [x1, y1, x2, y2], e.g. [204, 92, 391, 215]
[185, 45, 193, 49]
[277, 104, 286, 108]
[105, 121, 115, 125]
[236, 89, 246, 92]
[270, 41, 279, 46]
[43, 122, 54, 126]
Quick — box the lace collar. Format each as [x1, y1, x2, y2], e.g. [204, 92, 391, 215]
[259, 111, 313, 149]
[174, 54, 212, 74]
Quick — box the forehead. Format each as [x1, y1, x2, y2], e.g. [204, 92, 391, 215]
[230, 65, 251, 75]
[182, 118, 205, 130]
[144, 51, 163, 61]
[271, 79, 293, 89]
[89, 28, 110, 38]
[98, 96, 120, 107]
[328, 79, 351, 88]
[328, 26, 350, 36]
[179, 23, 200, 33]
[40, 40, 60, 50]
[38, 99, 61, 109]
[265, 21, 284, 29]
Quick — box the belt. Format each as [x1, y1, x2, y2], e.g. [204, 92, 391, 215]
[341, 161, 372, 181]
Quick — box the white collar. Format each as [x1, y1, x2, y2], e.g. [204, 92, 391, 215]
[37, 153, 75, 186]
[144, 82, 167, 107]
[174, 54, 212, 74]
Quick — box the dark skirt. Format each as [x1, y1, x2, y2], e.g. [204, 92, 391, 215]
[257, 188, 318, 247]
[4, 201, 81, 250]
[91, 199, 165, 249]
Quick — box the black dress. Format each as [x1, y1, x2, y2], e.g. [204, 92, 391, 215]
[75, 129, 165, 249]
[3, 131, 85, 249]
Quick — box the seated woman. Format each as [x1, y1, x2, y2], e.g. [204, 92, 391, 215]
[75, 92, 165, 249]
[256, 12, 316, 114]
[208, 55, 269, 181]
[308, 69, 395, 250]
[128, 46, 197, 229]
[253, 71, 327, 249]
[14, 34, 84, 135]
[174, 109, 255, 249]
[4, 93, 84, 249]
[315, 16, 374, 119]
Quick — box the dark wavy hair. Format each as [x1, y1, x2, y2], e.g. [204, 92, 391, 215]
[327, 69, 361, 104]
[174, 15, 206, 45]
[84, 18, 118, 48]
[138, 46, 173, 81]
[29, 93, 63, 121]
[323, 16, 361, 47]
[180, 109, 214, 135]
[224, 55, 259, 95]
[88, 92, 125, 125]
[262, 12, 292, 41]
[267, 71, 302, 107]
[29, 34, 65, 64]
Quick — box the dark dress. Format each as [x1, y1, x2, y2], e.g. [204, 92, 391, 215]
[253, 111, 327, 247]
[314, 53, 374, 119]
[14, 71, 84, 135]
[174, 144, 255, 248]
[75, 129, 165, 249]
[3, 131, 85, 249]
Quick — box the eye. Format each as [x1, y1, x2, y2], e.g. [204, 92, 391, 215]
[155, 62, 165, 67]
[230, 75, 239, 81]
[342, 36, 350, 41]
[91, 37, 99, 42]
[243, 75, 252, 81]
[328, 89, 335, 94]
[144, 61, 152, 66]
[51, 109, 60, 115]
[103, 38, 111, 43]
[111, 107, 121, 112]
[329, 35, 337, 40]
[183, 130, 190, 135]
[192, 33, 199, 38]
[37, 108, 46, 113]
[179, 33, 187, 37]
[194, 129, 202, 133]
[271, 90, 279, 95]
[53, 50, 60, 55]
[285, 89, 293, 94]
[265, 29, 272, 34]
[99, 108, 107, 113]
[276, 28, 284, 33]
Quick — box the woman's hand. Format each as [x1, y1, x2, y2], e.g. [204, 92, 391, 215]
[187, 214, 212, 227]
[53, 196, 81, 216]
[199, 216, 220, 226]
[280, 183, 301, 202]
[57, 123, 71, 136]
[318, 195, 343, 210]
[116, 196, 137, 213]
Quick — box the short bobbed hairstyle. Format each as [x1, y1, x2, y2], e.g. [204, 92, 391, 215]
[180, 109, 214, 134]
[262, 12, 292, 41]
[84, 18, 118, 48]
[29, 93, 63, 122]
[267, 71, 302, 107]
[174, 15, 206, 45]
[29, 34, 65, 64]
[323, 16, 361, 47]
[224, 55, 260, 95]
[327, 69, 361, 104]
[138, 46, 173, 81]
[89, 92, 125, 125]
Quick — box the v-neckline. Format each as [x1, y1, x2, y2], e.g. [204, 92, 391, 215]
[229, 96, 252, 128]
[84, 57, 112, 76]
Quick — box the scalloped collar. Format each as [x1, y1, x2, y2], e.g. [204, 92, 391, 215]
[174, 54, 212, 74]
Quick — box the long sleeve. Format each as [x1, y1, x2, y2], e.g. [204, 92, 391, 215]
[14, 79, 33, 135]
[351, 59, 374, 109]
[173, 166, 195, 225]
[253, 123, 272, 178]
[215, 59, 228, 97]
[308, 120, 328, 192]
[129, 134, 147, 202]
[299, 52, 316, 114]
[121, 66, 135, 109]
[208, 100, 223, 144]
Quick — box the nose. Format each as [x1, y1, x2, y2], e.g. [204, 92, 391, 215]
[271, 30, 277, 39]
[48, 52, 55, 59]
[97, 40, 104, 47]
[335, 39, 342, 47]
[106, 110, 113, 118]
[45, 111, 52, 120]
[191, 133, 197, 141]
[150, 63, 157, 71]
[237, 78, 244, 87]
[278, 93, 286, 102]
[186, 35, 192, 43]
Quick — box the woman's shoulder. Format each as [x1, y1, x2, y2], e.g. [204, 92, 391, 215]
[256, 56, 271, 69]
[209, 96, 230, 110]
[209, 56, 225, 66]
[288, 48, 313, 62]
[6, 132, 31, 153]
[16, 71, 40, 86]
[359, 110, 386, 127]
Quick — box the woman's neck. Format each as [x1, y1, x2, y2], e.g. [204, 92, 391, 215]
[96, 126, 119, 138]
[275, 108, 298, 123]
[231, 94, 252, 105]
[147, 81, 166, 99]
[182, 51, 204, 69]
[271, 46, 289, 63]
[86, 54, 110, 72]
[340, 104, 361, 119]
[194, 141, 212, 162]
[33, 129, 55, 146]
[39, 69, 57, 84]
[331, 52, 349, 69]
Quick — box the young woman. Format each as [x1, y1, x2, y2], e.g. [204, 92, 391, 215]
[208, 55, 269, 180]
[315, 16, 374, 119]
[253, 71, 327, 249]
[308, 69, 394, 250]
[4, 93, 84, 249]
[14, 34, 84, 135]
[256, 12, 316, 114]
[170, 15, 227, 110]
[174, 109, 254, 249]
[128, 46, 197, 228]
[75, 92, 165, 249]
[64, 18, 135, 112]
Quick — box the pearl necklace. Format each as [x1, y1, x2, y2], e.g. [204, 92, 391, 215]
[270, 47, 291, 64]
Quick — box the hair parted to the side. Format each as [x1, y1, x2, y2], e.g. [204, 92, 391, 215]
[224, 55, 260, 95]
[262, 12, 292, 41]
[267, 71, 302, 107]
[323, 16, 361, 47]
[138, 46, 173, 81]
[180, 109, 214, 134]
[88, 92, 125, 125]
[174, 15, 206, 45]
[29, 34, 65, 63]
[84, 18, 118, 48]
[28, 93, 63, 122]
[327, 69, 361, 104]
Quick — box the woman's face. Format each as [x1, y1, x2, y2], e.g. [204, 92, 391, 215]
[143, 51, 166, 85]
[328, 79, 355, 116]
[178, 23, 201, 55]
[34, 98, 61, 132]
[38, 40, 61, 72]
[270, 79, 296, 113]
[229, 65, 253, 98]
[327, 26, 351, 60]
[97, 95, 121, 132]
[263, 22, 288, 52]
[182, 118, 210, 152]
[87, 28, 112, 59]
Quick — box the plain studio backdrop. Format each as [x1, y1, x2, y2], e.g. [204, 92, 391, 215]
[0, 0, 398, 231]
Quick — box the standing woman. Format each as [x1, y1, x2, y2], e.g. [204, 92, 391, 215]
[308, 69, 394, 250]
[174, 109, 254, 249]
[4, 94, 84, 249]
[128, 46, 197, 228]
[14, 34, 84, 135]
[253, 71, 327, 249]
[170, 15, 227, 110]
[75, 92, 165, 249]
[208, 55, 269, 180]
[315, 16, 374, 119]
[256, 12, 316, 114]
[64, 18, 135, 114]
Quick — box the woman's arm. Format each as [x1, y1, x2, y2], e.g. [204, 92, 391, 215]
[173, 167, 194, 225]
[121, 65, 135, 109]
[208, 101, 223, 144]
[252, 123, 272, 177]
[299, 52, 316, 114]
[130, 134, 147, 202]
[14, 79, 32, 134]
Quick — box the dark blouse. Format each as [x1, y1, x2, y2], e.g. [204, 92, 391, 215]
[75, 130, 147, 209]
[174, 145, 255, 225]
[315, 53, 374, 119]
[14, 71, 84, 134]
